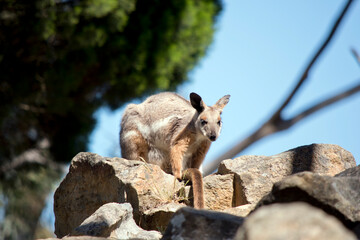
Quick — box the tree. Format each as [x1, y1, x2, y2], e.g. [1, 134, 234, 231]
[0, 0, 222, 239]
[203, 0, 360, 175]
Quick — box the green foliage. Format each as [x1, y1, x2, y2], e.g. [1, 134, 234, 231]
[0, 0, 222, 164]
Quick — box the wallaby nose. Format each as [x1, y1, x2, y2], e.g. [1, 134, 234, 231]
[209, 135, 216, 141]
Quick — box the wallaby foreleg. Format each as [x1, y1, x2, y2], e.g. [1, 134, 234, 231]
[170, 140, 188, 179]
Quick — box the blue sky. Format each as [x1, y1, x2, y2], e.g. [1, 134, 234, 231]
[89, 1, 360, 167]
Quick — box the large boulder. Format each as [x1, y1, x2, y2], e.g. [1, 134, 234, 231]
[218, 144, 356, 204]
[162, 207, 244, 240]
[256, 171, 360, 233]
[234, 202, 356, 240]
[54, 152, 183, 237]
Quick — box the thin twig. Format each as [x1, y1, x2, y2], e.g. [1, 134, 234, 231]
[289, 81, 360, 125]
[351, 48, 360, 66]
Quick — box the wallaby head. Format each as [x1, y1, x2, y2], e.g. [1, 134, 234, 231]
[190, 92, 230, 142]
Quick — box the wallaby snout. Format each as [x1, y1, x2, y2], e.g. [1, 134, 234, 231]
[209, 134, 216, 142]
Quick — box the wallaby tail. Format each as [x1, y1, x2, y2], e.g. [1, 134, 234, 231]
[183, 168, 204, 209]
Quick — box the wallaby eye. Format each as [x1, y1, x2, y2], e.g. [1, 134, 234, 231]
[200, 119, 207, 126]
[217, 120, 221, 126]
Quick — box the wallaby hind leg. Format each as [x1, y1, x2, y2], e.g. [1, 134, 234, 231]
[120, 130, 149, 161]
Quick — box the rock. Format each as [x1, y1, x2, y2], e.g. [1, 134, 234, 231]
[335, 165, 360, 177]
[335, 162, 360, 239]
[110, 203, 162, 240]
[141, 202, 185, 232]
[222, 204, 255, 217]
[218, 144, 356, 204]
[161, 207, 244, 240]
[71, 202, 123, 237]
[203, 173, 236, 210]
[39, 237, 110, 240]
[234, 202, 356, 240]
[285, 144, 355, 175]
[175, 173, 236, 211]
[256, 171, 360, 231]
[54, 152, 183, 237]
[71, 202, 161, 239]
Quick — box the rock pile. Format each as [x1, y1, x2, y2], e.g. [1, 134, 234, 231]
[44, 144, 359, 240]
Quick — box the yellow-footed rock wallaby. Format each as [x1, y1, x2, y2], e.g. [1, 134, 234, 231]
[120, 92, 230, 208]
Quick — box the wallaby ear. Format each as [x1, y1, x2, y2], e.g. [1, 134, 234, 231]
[215, 94, 230, 111]
[190, 92, 205, 113]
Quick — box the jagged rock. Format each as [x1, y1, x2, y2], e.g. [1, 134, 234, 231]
[70, 202, 161, 239]
[256, 171, 360, 234]
[203, 173, 235, 210]
[335, 165, 360, 177]
[234, 202, 356, 240]
[222, 204, 255, 217]
[218, 144, 356, 204]
[54, 152, 183, 237]
[161, 207, 244, 240]
[141, 202, 185, 232]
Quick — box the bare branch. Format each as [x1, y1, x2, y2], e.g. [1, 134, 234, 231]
[203, 0, 356, 176]
[289, 81, 360, 125]
[273, 0, 354, 118]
